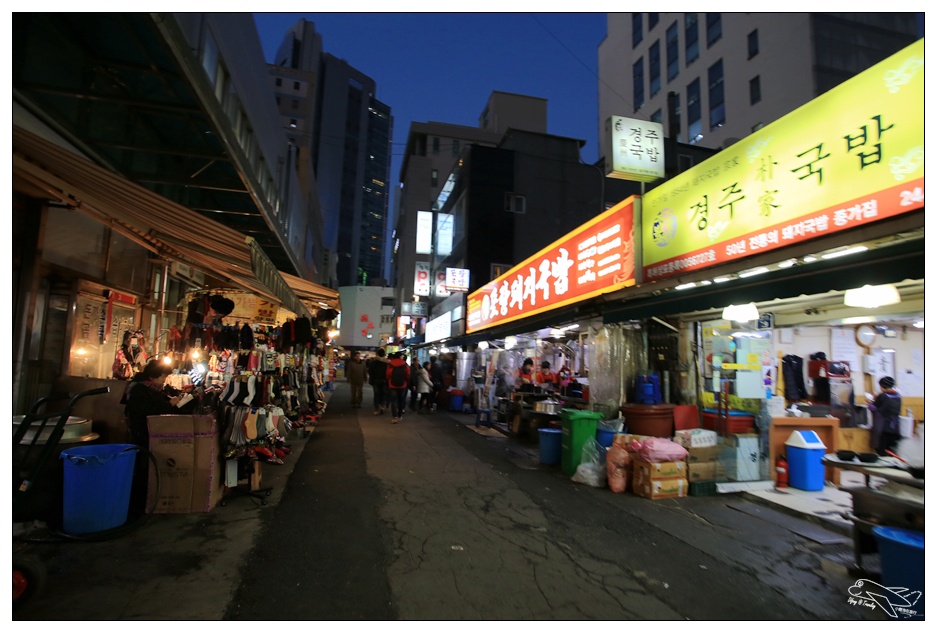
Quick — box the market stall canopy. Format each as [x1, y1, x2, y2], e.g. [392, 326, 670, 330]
[13, 124, 312, 319]
[280, 272, 340, 312]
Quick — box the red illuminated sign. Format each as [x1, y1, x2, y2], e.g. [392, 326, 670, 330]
[466, 197, 637, 334]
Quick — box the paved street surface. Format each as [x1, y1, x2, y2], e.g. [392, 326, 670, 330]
[13, 381, 888, 621]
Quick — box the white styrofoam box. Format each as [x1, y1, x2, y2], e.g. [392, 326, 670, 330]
[723, 435, 762, 481]
[767, 397, 787, 418]
[674, 428, 718, 448]
[899, 416, 914, 438]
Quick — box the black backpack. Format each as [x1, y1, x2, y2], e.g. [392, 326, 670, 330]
[389, 362, 408, 388]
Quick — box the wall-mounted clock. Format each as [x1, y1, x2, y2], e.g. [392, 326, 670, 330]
[855, 324, 877, 348]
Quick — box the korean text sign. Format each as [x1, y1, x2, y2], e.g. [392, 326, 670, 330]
[466, 197, 637, 334]
[641, 38, 924, 281]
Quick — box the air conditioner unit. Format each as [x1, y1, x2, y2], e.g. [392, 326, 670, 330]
[504, 193, 526, 214]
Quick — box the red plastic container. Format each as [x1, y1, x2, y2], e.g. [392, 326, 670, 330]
[702, 409, 755, 435]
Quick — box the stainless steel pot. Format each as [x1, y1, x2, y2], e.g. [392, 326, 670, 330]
[534, 399, 563, 415]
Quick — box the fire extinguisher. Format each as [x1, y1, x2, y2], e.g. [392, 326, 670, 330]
[776, 454, 789, 488]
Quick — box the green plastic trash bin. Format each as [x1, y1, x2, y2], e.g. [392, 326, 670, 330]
[560, 409, 604, 476]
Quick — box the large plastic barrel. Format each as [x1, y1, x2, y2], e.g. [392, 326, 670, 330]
[538, 428, 562, 465]
[873, 526, 924, 618]
[60, 444, 138, 535]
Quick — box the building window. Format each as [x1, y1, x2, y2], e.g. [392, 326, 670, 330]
[632, 13, 643, 46]
[708, 59, 725, 129]
[291, 99, 298, 109]
[666, 21, 679, 82]
[452, 139, 460, 157]
[748, 29, 759, 59]
[289, 119, 297, 128]
[275, 77, 282, 87]
[648, 13, 659, 30]
[432, 137, 440, 155]
[505, 193, 526, 214]
[685, 13, 699, 65]
[431, 169, 439, 187]
[293, 80, 300, 90]
[750, 75, 762, 105]
[633, 57, 645, 110]
[670, 92, 681, 141]
[687, 78, 702, 142]
[649, 40, 661, 97]
[650, 109, 663, 124]
[706, 13, 722, 47]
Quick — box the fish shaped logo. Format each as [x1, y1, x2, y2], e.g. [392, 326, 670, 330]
[848, 579, 922, 618]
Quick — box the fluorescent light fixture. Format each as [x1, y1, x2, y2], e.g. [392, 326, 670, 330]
[560, 324, 579, 331]
[777, 259, 797, 269]
[675, 282, 696, 290]
[504, 336, 517, 350]
[841, 316, 875, 325]
[803, 256, 818, 263]
[913, 320, 924, 329]
[713, 276, 731, 283]
[882, 348, 896, 353]
[822, 245, 868, 260]
[843, 284, 901, 308]
[477, 340, 489, 350]
[738, 267, 769, 278]
[722, 303, 760, 322]
[699, 280, 712, 286]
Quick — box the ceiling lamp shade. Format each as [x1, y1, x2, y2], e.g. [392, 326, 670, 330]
[843, 284, 901, 308]
[722, 303, 760, 322]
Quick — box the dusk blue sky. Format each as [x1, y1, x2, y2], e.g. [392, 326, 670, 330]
[252, 12, 612, 192]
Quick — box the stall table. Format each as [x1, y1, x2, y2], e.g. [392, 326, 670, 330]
[823, 455, 924, 572]
[769, 416, 840, 486]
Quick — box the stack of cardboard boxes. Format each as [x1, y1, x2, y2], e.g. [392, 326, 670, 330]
[675, 428, 721, 495]
[146, 414, 226, 513]
[632, 459, 689, 499]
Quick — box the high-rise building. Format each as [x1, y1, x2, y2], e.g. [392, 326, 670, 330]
[598, 13, 919, 156]
[271, 19, 393, 288]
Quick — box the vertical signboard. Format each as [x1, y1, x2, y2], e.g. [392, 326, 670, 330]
[605, 116, 665, 182]
[416, 211, 433, 254]
[436, 213, 454, 256]
[434, 270, 450, 297]
[414, 261, 431, 297]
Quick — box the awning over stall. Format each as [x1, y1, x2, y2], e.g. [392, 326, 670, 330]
[280, 271, 340, 312]
[13, 124, 313, 318]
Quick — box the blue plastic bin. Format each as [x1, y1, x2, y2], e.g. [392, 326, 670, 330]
[60, 444, 138, 535]
[873, 526, 925, 618]
[449, 395, 464, 412]
[539, 428, 562, 465]
[784, 430, 826, 491]
[595, 428, 617, 448]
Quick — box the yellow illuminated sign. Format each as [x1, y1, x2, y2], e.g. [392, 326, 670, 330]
[642, 39, 924, 280]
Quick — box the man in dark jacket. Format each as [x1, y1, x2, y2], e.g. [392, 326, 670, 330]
[869, 375, 903, 456]
[345, 351, 367, 408]
[367, 348, 390, 415]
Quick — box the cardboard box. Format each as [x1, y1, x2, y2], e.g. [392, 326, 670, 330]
[634, 477, 689, 499]
[633, 459, 687, 482]
[674, 428, 718, 448]
[721, 434, 762, 481]
[611, 433, 653, 450]
[147, 414, 224, 513]
[687, 461, 718, 482]
[685, 445, 723, 463]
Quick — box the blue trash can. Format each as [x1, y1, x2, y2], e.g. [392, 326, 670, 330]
[449, 395, 464, 412]
[60, 444, 138, 535]
[873, 526, 925, 618]
[538, 428, 562, 465]
[784, 430, 826, 491]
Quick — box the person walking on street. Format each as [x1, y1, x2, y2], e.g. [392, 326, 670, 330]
[429, 355, 444, 411]
[416, 361, 434, 412]
[386, 352, 411, 424]
[408, 356, 420, 411]
[346, 351, 367, 408]
[367, 348, 390, 415]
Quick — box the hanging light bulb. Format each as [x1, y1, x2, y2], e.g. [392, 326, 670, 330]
[843, 284, 901, 308]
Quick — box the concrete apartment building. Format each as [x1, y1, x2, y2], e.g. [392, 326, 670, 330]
[597, 13, 919, 156]
[271, 18, 393, 289]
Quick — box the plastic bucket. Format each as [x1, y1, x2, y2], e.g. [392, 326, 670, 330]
[60, 444, 138, 535]
[595, 428, 616, 448]
[538, 428, 562, 465]
[872, 526, 924, 618]
[449, 395, 464, 412]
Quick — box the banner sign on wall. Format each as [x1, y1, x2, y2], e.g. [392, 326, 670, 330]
[605, 116, 665, 182]
[425, 311, 452, 344]
[434, 270, 450, 297]
[416, 211, 433, 255]
[414, 261, 431, 297]
[467, 196, 637, 334]
[641, 39, 924, 282]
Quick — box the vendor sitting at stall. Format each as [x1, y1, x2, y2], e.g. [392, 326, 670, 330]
[517, 358, 535, 392]
[535, 361, 557, 392]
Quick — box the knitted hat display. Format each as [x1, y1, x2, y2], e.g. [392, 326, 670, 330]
[209, 295, 235, 317]
[240, 323, 254, 350]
